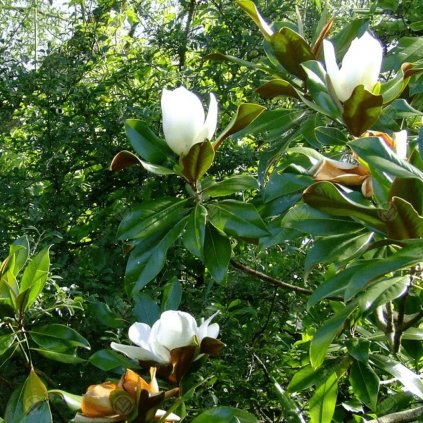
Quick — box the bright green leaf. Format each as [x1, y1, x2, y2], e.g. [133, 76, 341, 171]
[204, 224, 231, 284]
[309, 372, 338, 423]
[349, 360, 379, 410]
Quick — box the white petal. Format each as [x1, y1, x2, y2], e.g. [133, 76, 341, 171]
[194, 93, 218, 144]
[128, 322, 151, 347]
[154, 409, 181, 421]
[155, 310, 197, 350]
[393, 130, 408, 159]
[197, 311, 220, 342]
[323, 39, 346, 102]
[161, 87, 205, 155]
[110, 342, 166, 363]
[72, 414, 121, 422]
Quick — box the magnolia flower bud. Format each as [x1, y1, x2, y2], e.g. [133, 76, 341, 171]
[323, 31, 383, 102]
[161, 87, 218, 156]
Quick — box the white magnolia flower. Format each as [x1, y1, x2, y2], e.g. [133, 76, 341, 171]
[161, 86, 218, 156]
[111, 310, 219, 364]
[392, 130, 408, 160]
[323, 31, 383, 102]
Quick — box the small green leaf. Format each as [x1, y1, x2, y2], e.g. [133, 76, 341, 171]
[208, 200, 269, 239]
[214, 103, 266, 149]
[309, 372, 338, 423]
[19, 247, 51, 312]
[125, 119, 173, 164]
[191, 406, 258, 423]
[161, 277, 182, 311]
[204, 224, 231, 284]
[310, 303, 356, 368]
[180, 140, 215, 184]
[271, 28, 315, 80]
[342, 85, 383, 136]
[349, 360, 379, 410]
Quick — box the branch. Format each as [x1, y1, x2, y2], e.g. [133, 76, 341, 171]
[367, 406, 423, 423]
[230, 259, 322, 297]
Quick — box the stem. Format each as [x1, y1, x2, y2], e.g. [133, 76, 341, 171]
[231, 259, 335, 298]
[367, 406, 423, 423]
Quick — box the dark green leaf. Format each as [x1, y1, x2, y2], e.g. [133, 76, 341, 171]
[264, 173, 313, 203]
[117, 198, 189, 241]
[0, 333, 15, 356]
[315, 126, 348, 146]
[125, 119, 173, 164]
[347, 339, 369, 362]
[48, 390, 82, 412]
[342, 85, 383, 136]
[349, 360, 379, 410]
[30, 324, 90, 351]
[204, 175, 258, 197]
[182, 204, 207, 258]
[256, 79, 299, 99]
[215, 103, 266, 149]
[208, 200, 268, 239]
[133, 293, 160, 325]
[386, 196, 423, 240]
[32, 348, 86, 364]
[88, 302, 126, 329]
[191, 406, 258, 423]
[161, 277, 182, 311]
[180, 140, 215, 184]
[89, 349, 138, 371]
[204, 224, 231, 284]
[271, 28, 315, 80]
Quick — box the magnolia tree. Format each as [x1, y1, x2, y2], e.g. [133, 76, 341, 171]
[1, 0, 423, 422]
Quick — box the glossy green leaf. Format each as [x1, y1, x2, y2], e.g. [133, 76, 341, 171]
[110, 150, 141, 171]
[32, 348, 86, 364]
[182, 204, 207, 258]
[344, 241, 423, 300]
[88, 302, 126, 329]
[349, 360, 379, 410]
[303, 182, 386, 233]
[309, 372, 338, 423]
[139, 159, 176, 175]
[133, 293, 160, 325]
[89, 349, 138, 371]
[271, 28, 315, 80]
[48, 390, 82, 412]
[264, 173, 313, 203]
[315, 126, 348, 146]
[161, 277, 182, 311]
[204, 175, 258, 197]
[8, 236, 30, 278]
[347, 339, 369, 362]
[305, 232, 372, 272]
[383, 37, 423, 72]
[30, 324, 90, 352]
[191, 406, 258, 423]
[256, 79, 299, 99]
[19, 247, 51, 312]
[342, 85, 383, 136]
[117, 198, 189, 241]
[310, 303, 356, 368]
[371, 354, 423, 399]
[380, 63, 417, 104]
[180, 140, 215, 184]
[287, 365, 329, 393]
[236, 0, 272, 41]
[208, 200, 268, 239]
[282, 203, 362, 236]
[204, 224, 231, 284]
[23, 369, 48, 412]
[125, 119, 173, 164]
[214, 103, 266, 149]
[273, 380, 305, 423]
[0, 333, 15, 356]
[351, 136, 423, 181]
[125, 218, 188, 295]
[386, 196, 423, 240]
[390, 178, 423, 215]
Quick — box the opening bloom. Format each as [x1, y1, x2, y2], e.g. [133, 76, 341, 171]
[111, 310, 220, 365]
[323, 31, 383, 102]
[161, 86, 218, 156]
